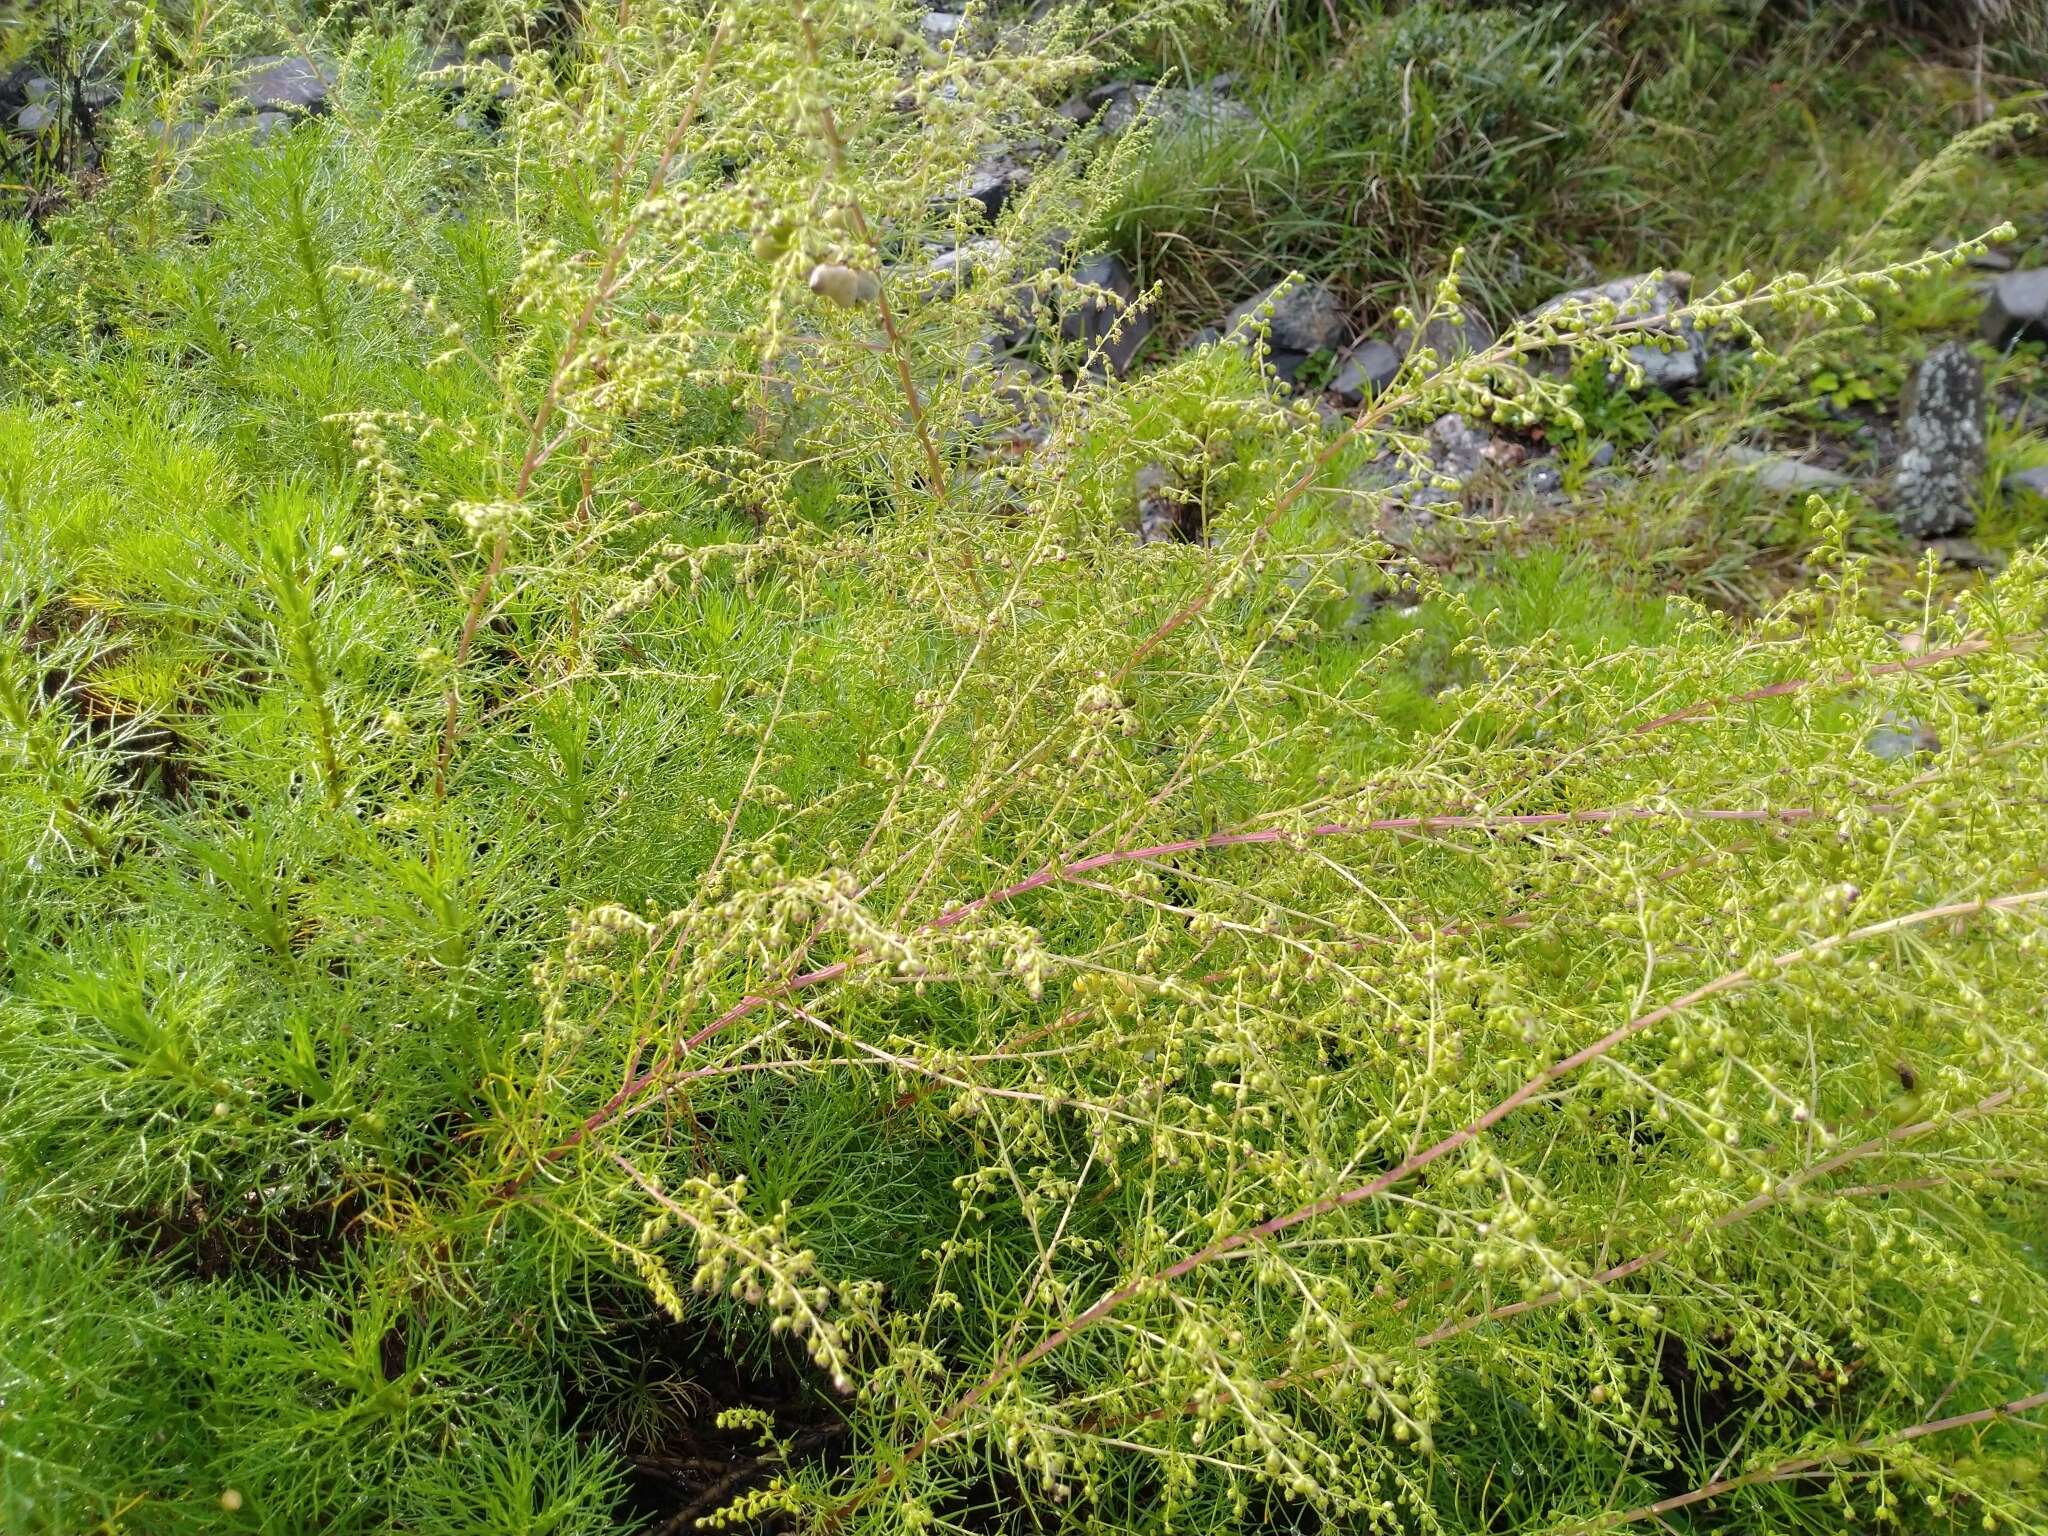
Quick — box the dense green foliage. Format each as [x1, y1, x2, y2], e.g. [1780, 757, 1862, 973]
[3, 2, 2048, 1533]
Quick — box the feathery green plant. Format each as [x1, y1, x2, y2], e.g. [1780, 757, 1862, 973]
[2, 2, 2046, 1533]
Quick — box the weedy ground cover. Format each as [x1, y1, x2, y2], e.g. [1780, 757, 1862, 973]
[3, 2, 2048, 1533]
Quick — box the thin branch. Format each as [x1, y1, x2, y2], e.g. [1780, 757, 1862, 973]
[829, 886, 2048, 1518]
[1583, 1387, 2048, 1532]
[1630, 632, 2036, 737]
[434, 22, 727, 798]
[493, 798, 1856, 1196]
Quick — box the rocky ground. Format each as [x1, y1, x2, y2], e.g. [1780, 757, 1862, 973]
[8, 14, 2045, 589]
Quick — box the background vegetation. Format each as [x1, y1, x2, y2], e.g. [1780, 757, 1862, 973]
[3, 1, 2047, 1533]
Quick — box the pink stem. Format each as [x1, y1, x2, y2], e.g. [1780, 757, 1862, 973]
[499, 801, 1841, 1196]
[832, 886, 2048, 1515]
[1630, 633, 2027, 736]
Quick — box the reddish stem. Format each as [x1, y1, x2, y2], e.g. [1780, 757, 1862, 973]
[829, 886, 2048, 1517]
[495, 800, 1843, 1197]
[1631, 632, 2032, 737]
[1588, 1386, 2048, 1531]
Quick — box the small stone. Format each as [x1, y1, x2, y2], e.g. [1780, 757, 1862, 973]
[422, 44, 516, 102]
[1061, 78, 1250, 137]
[24, 75, 56, 103]
[921, 11, 965, 44]
[145, 118, 210, 151]
[1061, 80, 1144, 132]
[1981, 269, 2048, 349]
[1525, 461, 1563, 497]
[2003, 465, 2048, 502]
[1722, 446, 1856, 495]
[1926, 537, 2005, 572]
[1058, 254, 1151, 377]
[1341, 411, 1494, 544]
[1227, 280, 1347, 354]
[1267, 350, 1313, 388]
[1183, 325, 1223, 351]
[1891, 342, 1986, 539]
[1864, 717, 1940, 762]
[1136, 464, 1199, 545]
[234, 53, 336, 115]
[1426, 412, 1494, 482]
[1588, 441, 1616, 469]
[1329, 338, 1401, 405]
[16, 102, 54, 136]
[924, 238, 1006, 296]
[1394, 312, 1496, 369]
[948, 146, 1033, 222]
[247, 111, 292, 145]
[1530, 271, 1707, 393]
[1345, 452, 1455, 548]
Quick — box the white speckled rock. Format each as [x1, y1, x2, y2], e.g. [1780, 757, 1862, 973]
[1891, 342, 1986, 539]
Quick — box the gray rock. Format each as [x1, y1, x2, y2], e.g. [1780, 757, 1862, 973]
[949, 145, 1033, 222]
[1722, 446, 1856, 495]
[921, 11, 965, 44]
[235, 54, 336, 115]
[1864, 717, 1940, 762]
[1060, 78, 1250, 137]
[1394, 312, 1495, 369]
[1891, 342, 1986, 539]
[1137, 464, 1199, 545]
[1058, 254, 1151, 376]
[1530, 271, 1706, 393]
[1426, 412, 1494, 481]
[242, 111, 293, 146]
[1346, 451, 1454, 542]
[422, 43, 516, 102]
[924, 238, 1007, 295]
[990, 283, 1042, 354]
[1588, 441, 1616, 469]
[1227, 280, 1346, 354]
[17, 75, 120, 120]
[16, 101, 54, 136]
[1266, 350, 1313, 388]
[145, 117, 206, 151]
[1183, 325, 1223, 351]
[1329, 338, 1401, 405]
[2005, 465, 2048, 502]
[1340, 412, 1502, 543]
[1927, 537, 2005, 572]
[1153, 82, 1251, 134]
[1981, 269, 2048, 349]
[1525, 460, 1563, 497]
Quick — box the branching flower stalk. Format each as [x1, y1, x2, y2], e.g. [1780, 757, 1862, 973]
[432, 17, 730, 799]
[832, 887, 2048, 1516]
[9, 7, 2048, 1534]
